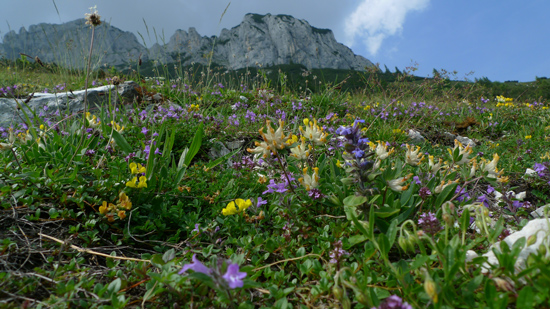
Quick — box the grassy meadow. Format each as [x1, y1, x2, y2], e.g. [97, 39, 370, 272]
[1, 14, 550, 309]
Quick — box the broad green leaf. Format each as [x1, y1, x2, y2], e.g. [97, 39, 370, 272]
[184, 122, 204, 167]
[434, 183, 458, 208]
[343, 195, 368, 208]
[111, 130, 133, 154]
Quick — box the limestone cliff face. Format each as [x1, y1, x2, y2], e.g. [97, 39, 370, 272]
[0, 13, 374, 71]
[0, 19, 148, 69]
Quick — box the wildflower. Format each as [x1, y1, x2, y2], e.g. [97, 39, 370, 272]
[110, 121, 124, 133]
[86, 112, 101, 128]
[118, 192, 132, 210]
[468, 158, 478, 179]
[129, 162, 146, 174]
[222, 199, 252, 216]
[117, 210, 126, 219]
[299, 118, 328, 145]
[256, 197, 267, 208]
[258, 119, 288, 151]
[434, 179, 459, 194]
[449, 139, 474, 165]
[374, 141, 394, 160]
[481, 153, 503, 178]
[290, 137, 311, 160]
[329, 240, 349, 264]
[533, 163, 547, 177]
[419, 187, 432, 199]
[222, 263, 247, 289]
[308, 188, 324, 200]
[154, 147, 162, 155]
[424, 273, 438, 303]
[126, 176, 147, 188]
[99, 201, 109, 214]
[299, 167, 320, 191]
[179, 254, 212, 275]
[387, 173, 413, 192]
[263, 179, 290, 194]
[375, 295, 413, 309]
[405, 144, 424, 166]
[141, 127, 149, 135]
[84, 6, 102, 27]
[247, 140, 272, 158]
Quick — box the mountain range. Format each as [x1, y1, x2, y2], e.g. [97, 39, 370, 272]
[0, 13, 374, 72]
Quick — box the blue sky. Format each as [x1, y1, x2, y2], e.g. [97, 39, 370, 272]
[1, 0, 548, 82]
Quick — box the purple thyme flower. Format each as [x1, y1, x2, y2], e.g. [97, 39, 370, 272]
[418, 212, 442, 236]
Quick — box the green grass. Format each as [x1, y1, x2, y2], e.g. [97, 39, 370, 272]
[1, 34, 550, 309]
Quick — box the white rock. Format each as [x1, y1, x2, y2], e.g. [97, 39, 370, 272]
[407, 129, 425, 144]
[531, 205, 550, 219]
[465, 250, 479, 263]
[482, 219, 550, 273]
[525, 168, 537, 177]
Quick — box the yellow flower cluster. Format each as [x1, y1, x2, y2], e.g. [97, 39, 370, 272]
[188, 104, 200, 113]
[110, 121, 124, 133]
[99, 192, 132, 221]
[126, 162, 147, 188]
[222, 199, 252, 216]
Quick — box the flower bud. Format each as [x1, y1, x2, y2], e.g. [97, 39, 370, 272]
[355, 290, 369, 306]
[332, 286, 344, 300]
[527, 234, 538, 246]
[424, 274, 438, 304]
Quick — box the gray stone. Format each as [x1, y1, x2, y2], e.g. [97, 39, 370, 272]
[407, 129, 425, 144]
[0, 81, 140, 128]
[531, 204, 550, 218]
[482, 218, 550, 273]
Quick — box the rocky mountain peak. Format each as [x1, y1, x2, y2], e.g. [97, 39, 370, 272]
[0, 13, 374, 71]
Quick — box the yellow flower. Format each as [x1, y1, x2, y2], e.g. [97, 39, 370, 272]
[222, 199, 252, 216]
[137, 176, 147, 188]
[129, 162, 146, 174]
[118, 210, 126, 219]
[99, 201, 108, 214]
[434, 180, 460, 194]
[481, 153, 503, 179]
[525, 135, 532, 139]
[110, 121, 124, 133]
[118, 192, 132, 210]
[405, 144, 424, 166]
[126, 177, 138, 188]
[336, 160, 343, 168]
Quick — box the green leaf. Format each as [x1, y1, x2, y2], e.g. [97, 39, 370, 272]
[347, 234, 368, 248]
[386, 219, 398, 248]
[162, 125, 176, 162]
[162, 249, 176, 263]
[184, 122, 204, 167]
[107, 278, 122, 294]
[205, 148, 240, 169]
[374, 207, 400, 218]
[111, 130, 133, 154]
[343, 195, 368, 207]
[516, 286, 534, 309]
[434, 182, 458, 208]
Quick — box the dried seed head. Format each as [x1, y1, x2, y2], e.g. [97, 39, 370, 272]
[111, 76, 120, 86]
[85, 6, 102, 27]
[34, 56, 45, 67]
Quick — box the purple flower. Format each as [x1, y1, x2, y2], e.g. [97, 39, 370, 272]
[179, 254, 212, 275]
[154, 148, 162, 155]
[222, 263, 247, 289]
[534, 163, 547, 177]
[413, 176, 421, 185]
[418, 212, 442, 236]
[192, 224, 200, 233]
[486, 185, 495, 195]
[152, 132, 159, 137]
[141, 127, 149, 135]
[375, 295, 413, 309]
[256, 197, 267, 208]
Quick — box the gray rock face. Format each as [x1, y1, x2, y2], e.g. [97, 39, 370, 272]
[0, 81, 140, 128]
[1, 13, 374, 71]
[164, 14, 374, 71]
[0, 19, 149, 70]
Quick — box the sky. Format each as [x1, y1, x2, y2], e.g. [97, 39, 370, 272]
[1, 0, 549, 82]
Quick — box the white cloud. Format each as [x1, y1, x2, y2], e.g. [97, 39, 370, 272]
[345, 0, 430, 55]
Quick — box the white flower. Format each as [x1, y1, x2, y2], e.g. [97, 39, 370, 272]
[449, 139, 473, 165]
[482, 153, 502, 178]
[299, 167, 320, 191]
[247, 141, 272, 158]
[387, 173, 413, 192]
[405, 144, 424, 166]
[375, 141, 394, 160]
[434, 179, 460, 194]
[429, 155, 443, 173]
[290, 138, 310, 160]
[259, 119, 288, 150]
[299, 118, 328, 145]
